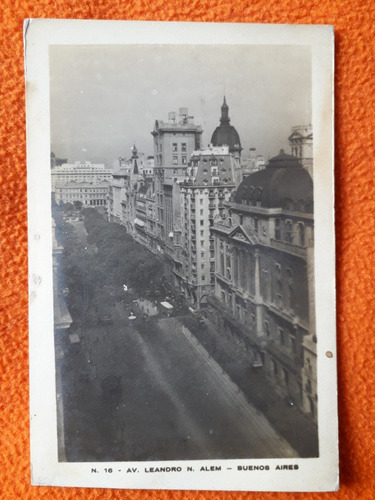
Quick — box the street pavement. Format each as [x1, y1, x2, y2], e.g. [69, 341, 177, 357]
[59, 299, 297, 462]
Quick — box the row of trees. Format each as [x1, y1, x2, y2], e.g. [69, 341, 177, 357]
[55, 206, 165, 325]
[83, 209, 164, 297]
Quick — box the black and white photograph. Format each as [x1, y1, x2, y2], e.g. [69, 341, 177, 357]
[26, 19, 337, 491]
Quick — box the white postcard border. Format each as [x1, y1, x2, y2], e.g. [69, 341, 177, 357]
[25, 19, 337, 492]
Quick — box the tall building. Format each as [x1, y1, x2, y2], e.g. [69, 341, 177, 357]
[151, 108, 203, 260]
[211, 97, 242, 158]
[173, 145, 239, 305]
[288, 125, 313, 177]
[208, 150, 316, 420]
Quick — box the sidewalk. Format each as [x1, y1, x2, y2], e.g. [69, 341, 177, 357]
[179, 314, 318, 458]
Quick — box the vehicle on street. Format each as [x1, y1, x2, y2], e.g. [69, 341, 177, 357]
[160, 301, 174, 317]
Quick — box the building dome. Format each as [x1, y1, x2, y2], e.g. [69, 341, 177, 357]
[233, 150, 313, 212]
[211, 97, 242, 156]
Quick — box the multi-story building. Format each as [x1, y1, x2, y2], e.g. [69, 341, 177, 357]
[108, 145, 151, 230]
[151, 108, 203, 261]
[173, 145, 239, 305]
[288, 125, 313, 177]
[51, 161, 112, 191]
[145, 181, 157, 254]
[143, 156, 155, 178]
[243, 148, 266, 176]
[54, 180, 110, 207]
[108, 157, 130, 223]
[134, 179, 153, 246]
[209, 149, 316, 421]
[119, 146, 144, 236]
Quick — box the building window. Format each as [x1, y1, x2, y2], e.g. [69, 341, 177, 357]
[200, 230, 204, 236]
[200, 209, 203, 215]
[282, 368, 289, 386]
[265, 320, 270, 337]
[201, 240, 204, 247]
[291, 336, 297, 354]
[297, 222, 305, 246]
[200, 220, 204, 226]
[172, 143, 178, 152]
[172, 156, 178, 165]
[279, 328, 285, 346]
[236, 304, 241, 319]
[202, 275, 205, 281]
[200, 199, 203, 205]
[220, 252, 225, 275]
[275, 218, 281, 240]
[285, 219, 293, 243]
[276, 279, 283, 306]
[270, 358, 277, 377]
[288, 283, 295, 312]
[182, 156, 187, 165]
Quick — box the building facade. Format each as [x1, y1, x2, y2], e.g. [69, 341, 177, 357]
[209, 150, 316, 421]
[51, 161, 112, 191]
[108, 146, 153, 230]
[173, 145, 239, 305]
[54, 180, 110, 207]
[151, 108, 203, 260]
[288, 125, 313, 177]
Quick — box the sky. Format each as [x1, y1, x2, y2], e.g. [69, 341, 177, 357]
[49, 44, 311, 166]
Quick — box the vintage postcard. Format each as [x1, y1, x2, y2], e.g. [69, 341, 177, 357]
[25, 19, 337, 491]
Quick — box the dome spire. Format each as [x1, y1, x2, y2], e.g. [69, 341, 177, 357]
[220, 96, 230, 124]
[211, 97, 242, 157]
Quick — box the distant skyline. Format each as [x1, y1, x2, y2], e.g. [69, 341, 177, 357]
[50, 44, 311, 166]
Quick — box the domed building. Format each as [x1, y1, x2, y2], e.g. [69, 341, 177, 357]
[208, 148, 317, 426]
[233, 149, 313, 212]
[211, 97, 242, 157]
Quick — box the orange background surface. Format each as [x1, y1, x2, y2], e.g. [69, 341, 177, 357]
[1, 0, 374, 499]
